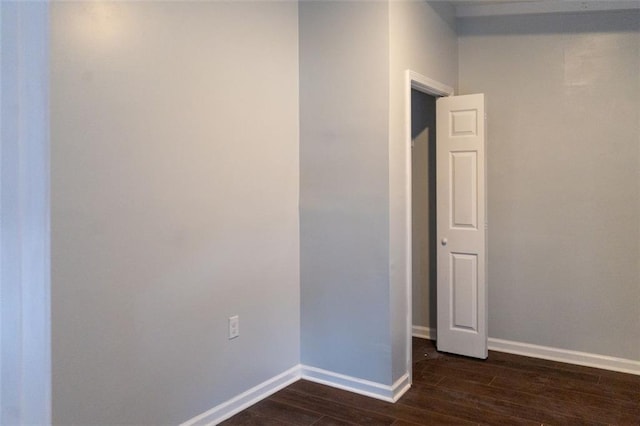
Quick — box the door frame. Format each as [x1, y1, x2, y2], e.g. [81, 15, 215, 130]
[404, 70, 454, 380]
[1, 1, 51, 423]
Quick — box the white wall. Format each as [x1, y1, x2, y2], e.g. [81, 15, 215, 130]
[51, 2, 300, 424]
[388, 0, 458, 381]
[299, 0, 392, 385]
[459, 10, 640, 360]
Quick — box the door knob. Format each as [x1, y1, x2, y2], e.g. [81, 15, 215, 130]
[441, 238, 448, 246]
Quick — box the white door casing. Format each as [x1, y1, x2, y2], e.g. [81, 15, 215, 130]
[1, 2, 51, 423]
[436, 94, 487, 359]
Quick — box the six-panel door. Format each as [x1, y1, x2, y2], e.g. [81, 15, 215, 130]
[436, 94, 487, 359]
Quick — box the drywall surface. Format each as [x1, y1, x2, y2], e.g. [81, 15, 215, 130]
[459, 11, 640, 360]
[388, 0, 458, 380]
[410, 91, 437, 331]
[51, 2, 300, 424]
[299, 1, 391, 384]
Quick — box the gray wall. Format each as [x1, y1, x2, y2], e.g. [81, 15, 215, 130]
[48, 5, 639, 424]
[299, 1, 391, 384]
[300, 0, 460, 386]
[389, 0, 458, 380]
[51, 2, 300, 424]
[459, 11, 640, 360]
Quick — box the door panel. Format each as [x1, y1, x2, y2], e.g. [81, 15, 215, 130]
[451, 252, 478, 331]
[451, 152, 477, 229]
[436, 94, 487, 359]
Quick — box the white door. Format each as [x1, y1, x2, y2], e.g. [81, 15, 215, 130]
[436, 94, 487, 359]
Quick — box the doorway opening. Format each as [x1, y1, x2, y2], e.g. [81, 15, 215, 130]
[403, 71, 454, 382]
[411, 89, 437, 340]
[405, 71, 488, 382]
[410, 89, 439, 374]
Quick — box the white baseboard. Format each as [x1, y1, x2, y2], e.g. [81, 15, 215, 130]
[412, 325, 435, 340]
[390, 373, 412, 401]
[181, 364, 413, 425]
[182, 332, 640, 426]
[180, 365, 301, 426]
[300, 365, 410, 402]
[488, 338, 640, 376]
[412, 324, 639, 376]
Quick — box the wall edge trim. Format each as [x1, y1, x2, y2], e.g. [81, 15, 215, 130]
[411, 325, 640, 376]
[179, 364, 414, 425]
[300, 365, 409, 403]
[390, 373, 412, 402]
[412, 325, 435, 340]
[488, 338, 640, 376]
[179, 365, 301, 426]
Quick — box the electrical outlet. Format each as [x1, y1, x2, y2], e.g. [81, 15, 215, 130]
[228, 315, 239, 339]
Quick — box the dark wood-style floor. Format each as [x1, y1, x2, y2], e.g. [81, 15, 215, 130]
[221, 338, 640, 425]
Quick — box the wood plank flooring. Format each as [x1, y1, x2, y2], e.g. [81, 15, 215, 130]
[221, 338, 640, 425]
